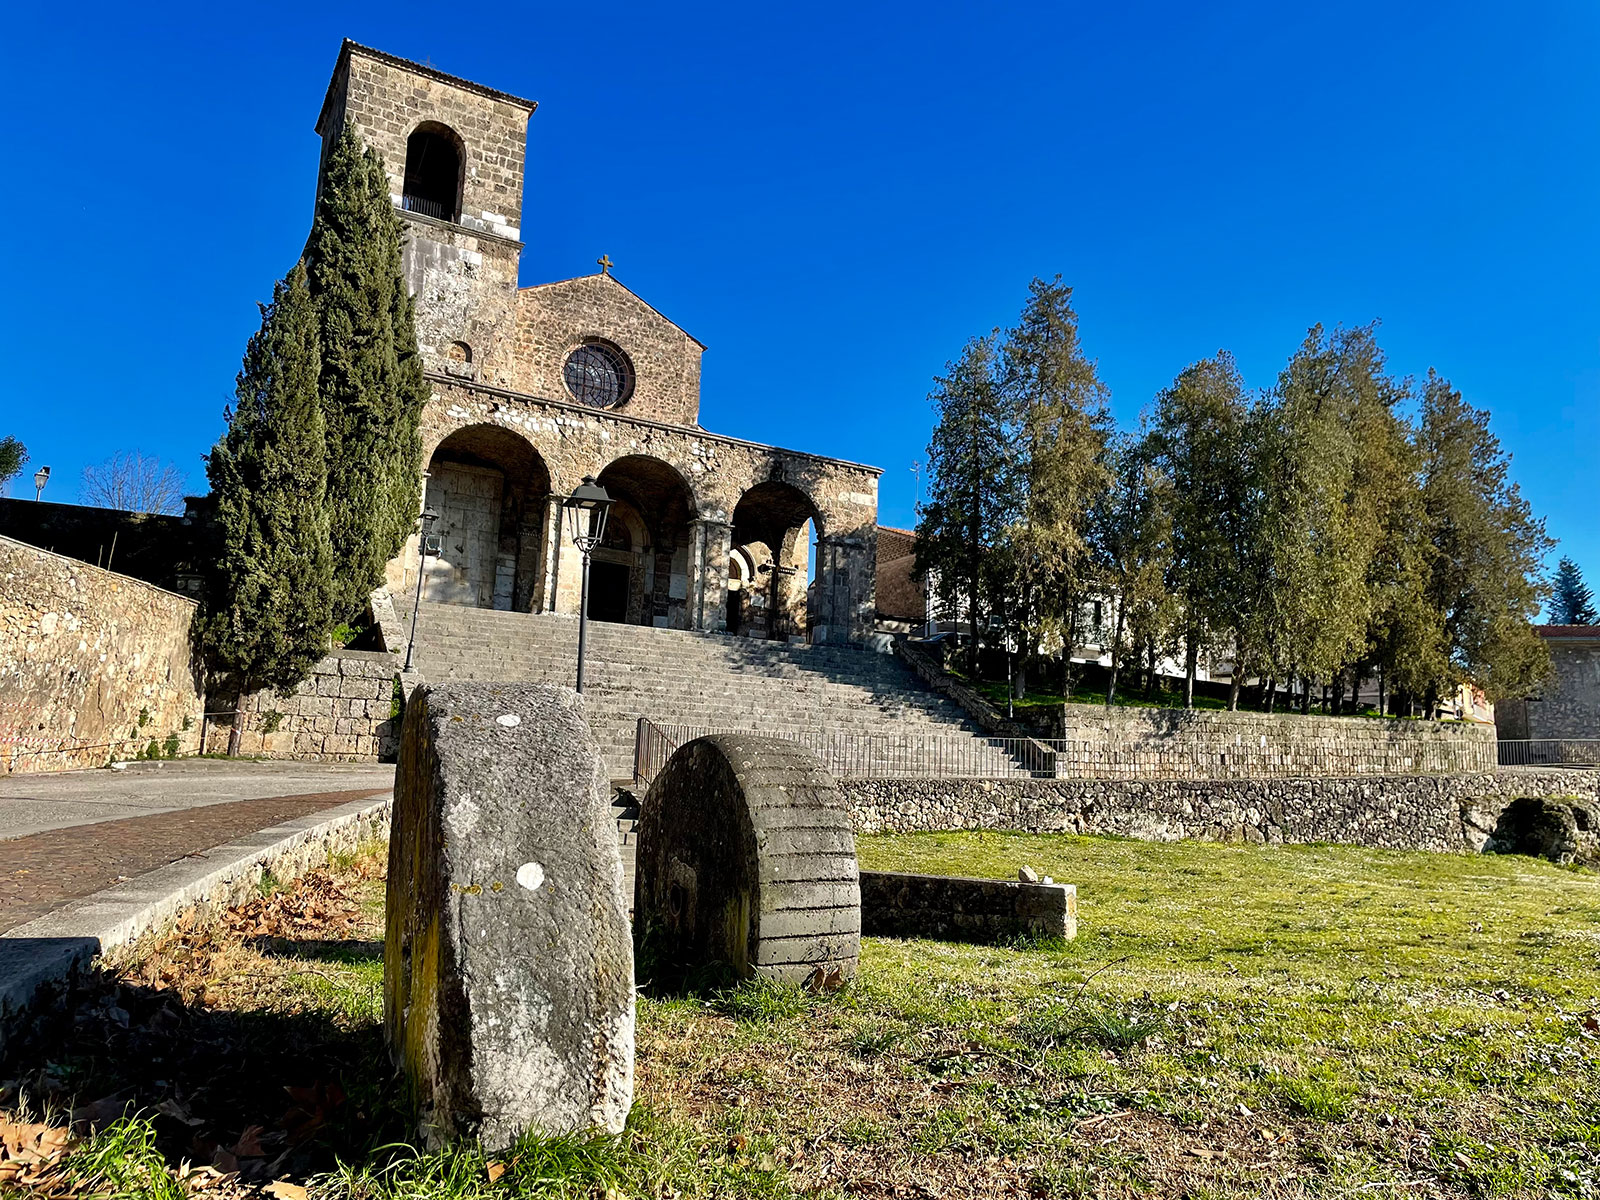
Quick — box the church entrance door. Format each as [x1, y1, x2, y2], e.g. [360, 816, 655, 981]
[588, 561, 631, 624]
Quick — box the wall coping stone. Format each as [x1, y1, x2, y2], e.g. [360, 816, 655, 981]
[0, 533, 198, 609]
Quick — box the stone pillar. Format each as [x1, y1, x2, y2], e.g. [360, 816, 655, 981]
[385, 682, 634, 1148]
[814, 536, 874, 644]
[690, 519, 733, 632]
[536, 494, 565, 614]
[636, 733, 860, 986]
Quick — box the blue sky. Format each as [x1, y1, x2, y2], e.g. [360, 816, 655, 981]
[3, 1, 1595, 586]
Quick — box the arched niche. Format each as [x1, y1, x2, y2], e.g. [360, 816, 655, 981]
[424, 425, 551, 611]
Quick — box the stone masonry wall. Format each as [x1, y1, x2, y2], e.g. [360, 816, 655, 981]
[203, 651, 399, 762]
[1043, 706, 1497, 780]
[0, 536, 203, 773]
[840, 769, 1600, 855]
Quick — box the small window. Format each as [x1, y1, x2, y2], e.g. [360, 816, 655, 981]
[563, 341, 634, 408]
[447, 341, 472, 363]
[402, 123, 463, 222]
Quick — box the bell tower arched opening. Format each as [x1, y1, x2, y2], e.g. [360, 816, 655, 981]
[402, 122, 464, 222]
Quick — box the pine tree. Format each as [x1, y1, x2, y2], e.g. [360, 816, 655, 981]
[1257, 325, 1404, 712]
[203, 265, 335, 755]
[998, 277, 1113, 686]
[1089, 432, 1173, 705]
[914, 334, 1016, 675]
[1550, 557, 1596, 625]
[1416, 370, 1551, 704]
[1147, 352, 1266, 707]
[306, 128, 428, 621]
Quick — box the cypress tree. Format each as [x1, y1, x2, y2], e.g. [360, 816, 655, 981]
[306, 127, 427, 621]
[1551, 557, 1597, 625]
[204, 264, 335, 755]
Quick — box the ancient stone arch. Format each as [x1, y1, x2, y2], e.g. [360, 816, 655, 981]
[730, 479, 821, 640]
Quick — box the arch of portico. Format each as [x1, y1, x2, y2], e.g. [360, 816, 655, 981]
[399, 384, 880, 642]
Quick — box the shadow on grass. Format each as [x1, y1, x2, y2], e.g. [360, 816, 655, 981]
[246, 936, 384, 964]
[1, 937, 400, 1185]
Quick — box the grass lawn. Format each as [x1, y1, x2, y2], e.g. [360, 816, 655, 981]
[7, 834, 1598, 1198]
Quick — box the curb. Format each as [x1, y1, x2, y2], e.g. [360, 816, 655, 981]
[0, 791, 392, 1063]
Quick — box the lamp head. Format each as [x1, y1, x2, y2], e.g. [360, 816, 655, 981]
[564, 476, 613, 548]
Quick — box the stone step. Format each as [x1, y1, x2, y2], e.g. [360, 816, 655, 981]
[397, 600, 1022, 778]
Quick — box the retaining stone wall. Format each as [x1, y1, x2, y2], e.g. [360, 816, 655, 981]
[204, 651, 399, 762]
[1044, 706, 1496, 779]
[841, 769, 1600, 855]
[0, 535, 203, 773]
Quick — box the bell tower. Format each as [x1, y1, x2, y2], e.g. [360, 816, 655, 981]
[313, 41, 537, 385]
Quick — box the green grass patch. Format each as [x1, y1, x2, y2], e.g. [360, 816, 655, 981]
[15, 832, 1600, 1198]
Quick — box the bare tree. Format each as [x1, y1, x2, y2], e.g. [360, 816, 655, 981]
[81, 451, 188, 515]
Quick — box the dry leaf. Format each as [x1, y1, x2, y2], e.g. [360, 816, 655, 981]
[266, 1182, 309, 1200]
[486, 1159, 508, 1182]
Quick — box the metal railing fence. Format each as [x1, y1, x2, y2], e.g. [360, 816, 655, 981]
[634, 718, 1504, 786]
[1497, 739, 1600, 768]
[634, 718, 1052, 785]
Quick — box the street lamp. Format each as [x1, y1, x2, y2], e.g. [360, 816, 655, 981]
[402, 508, 441, 672]
[33, 466, 49, 501]
[563, 475, 614, 693]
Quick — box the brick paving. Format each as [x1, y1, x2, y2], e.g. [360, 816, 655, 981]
[0, 788, 387, 934]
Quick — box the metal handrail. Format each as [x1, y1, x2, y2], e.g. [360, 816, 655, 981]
[1497, 738, 1600, 767]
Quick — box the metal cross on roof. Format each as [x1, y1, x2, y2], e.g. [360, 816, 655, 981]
[597, 254, 614, 274]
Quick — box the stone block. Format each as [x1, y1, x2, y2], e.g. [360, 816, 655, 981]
[637, 733, 859, 986]
[385, 682, 633, 1149]
[860, 871, 1077, 943]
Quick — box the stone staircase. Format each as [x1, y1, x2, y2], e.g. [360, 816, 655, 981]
[394, 600, 1024, 780]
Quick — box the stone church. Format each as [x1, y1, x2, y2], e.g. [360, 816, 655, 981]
[316, 41, 880, 643]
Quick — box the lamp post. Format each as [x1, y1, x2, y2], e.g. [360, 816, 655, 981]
[563, 475, 614, 693]
[403, 508, 441, 673]
[33, 466, 50, 501]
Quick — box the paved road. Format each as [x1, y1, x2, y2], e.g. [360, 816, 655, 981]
[0, 761, 394, 934]
[0, 760, 395, 841]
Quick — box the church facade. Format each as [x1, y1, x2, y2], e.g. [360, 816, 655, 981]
[315, 41, 880, 643]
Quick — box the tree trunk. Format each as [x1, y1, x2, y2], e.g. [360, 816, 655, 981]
[1378, 668, 1387, 718]
[1299, 676, 1311, 715]
[1263, 676, 1276, 714]
[1227, 639, 1244, 711]
[967, 575, 980, 679]
[1106, 595, 1127, 706]
[1183, 628, 1199, 709]
[1332, 673, 1345, 716]
[227, 684, 247, 758]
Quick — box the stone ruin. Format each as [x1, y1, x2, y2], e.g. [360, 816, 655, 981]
[634, 734, 862, 987]
[383, 694, 1081, 1150]
[385, 682, 633, 1149]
